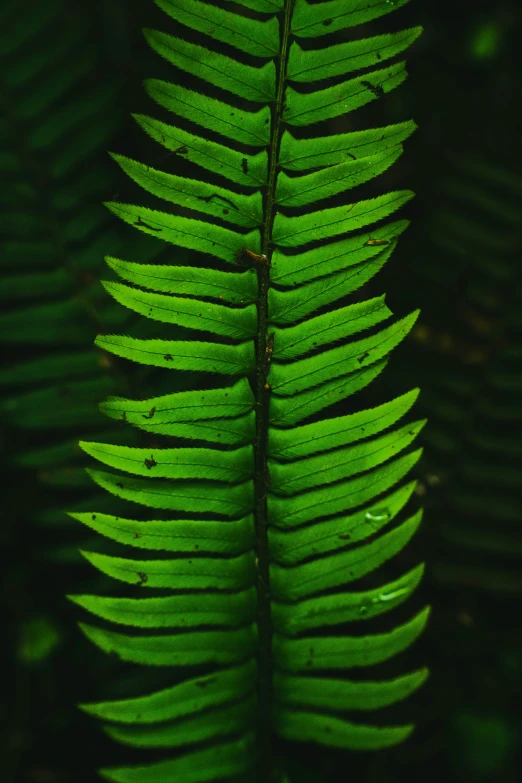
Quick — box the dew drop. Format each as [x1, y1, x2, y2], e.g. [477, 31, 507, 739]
[372, 587, 409, 604]
[365, 509, 389, 523]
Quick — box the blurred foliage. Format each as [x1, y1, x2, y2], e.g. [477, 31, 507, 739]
[17, 616, 62, 666]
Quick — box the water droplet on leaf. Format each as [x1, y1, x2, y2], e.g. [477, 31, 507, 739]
[365, 509, 389, 523]
[372, 587, 409, 604]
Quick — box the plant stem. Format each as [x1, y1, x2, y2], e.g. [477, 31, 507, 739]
[254, 1, 295, 780]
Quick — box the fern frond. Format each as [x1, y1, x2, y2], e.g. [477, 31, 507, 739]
[74, 0, 427, 780]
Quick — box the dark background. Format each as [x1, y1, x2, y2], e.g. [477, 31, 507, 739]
[2, 0, 521, 781]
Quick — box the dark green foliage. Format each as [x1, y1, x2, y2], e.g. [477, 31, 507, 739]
[0, 3, 155, 781]
[0, 0, 130, 537]
[0, 0, 173, 557]
[401, 156, 522, 592]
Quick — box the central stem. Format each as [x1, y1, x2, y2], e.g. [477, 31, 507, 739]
[254, 1, 295, 781]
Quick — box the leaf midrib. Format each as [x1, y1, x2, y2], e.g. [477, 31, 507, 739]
[252, 1, 296, 780]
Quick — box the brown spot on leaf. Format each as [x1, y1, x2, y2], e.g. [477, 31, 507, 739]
[361, 79, 385, 99]
[366, 237, 389, 246]
[196, 676, 217, 688]
[135, 216, 162, 232]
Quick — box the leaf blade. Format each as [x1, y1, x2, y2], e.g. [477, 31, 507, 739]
[133, 114, 268, 187]
[79, 660, 256, 723]
[146, 79, 271, 147]
[95, 335, 255, 375]
[287, 28, 422, 82]
[272, 191, 413, 247]
[284, 63, 407, 127]
[102, 281, 258, 339]
[105, 202, 260, 263]
[156, 0, 279, 58]
[80, 442, 254, 482]
[79, 622, 258, 667]
[291, 0, 412, 39]
[145, 28, 276, 102]
[111, 154, 263, 228]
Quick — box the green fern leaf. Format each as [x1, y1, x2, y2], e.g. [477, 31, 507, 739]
[98, 733, 255, 783]
[74, 0, 427, 780]
[102, 280, 258, 337]
[144, 28, 276, 101]
[290, 0, 410, 37]
[111, 154, 264, 227]
[283, 62, 408, 126]
[106, 257, 258, 301]
[146, 79, 271, 145]
[275, 147, 404, 207]
[80, 659, 257, 722]
[104, 202, 261, 260]
[71, 511, 254, 554]
[133, 113, 269, 186]
[269, 388, 419, 458]
[272, 192, 413, 246]
[279, 122, 416, 170]
[287, 28, 422, 81]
